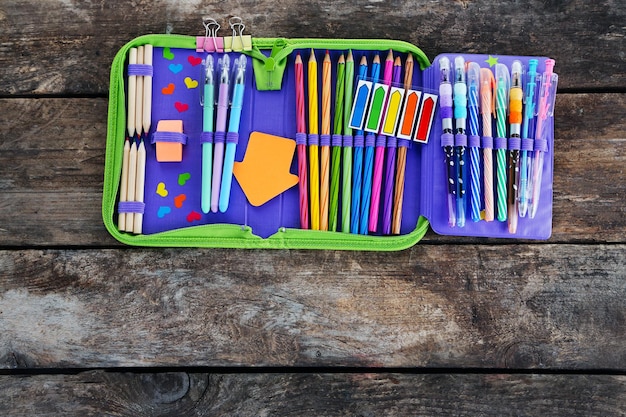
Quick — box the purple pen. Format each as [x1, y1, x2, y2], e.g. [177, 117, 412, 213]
[211, 54, 230, 213]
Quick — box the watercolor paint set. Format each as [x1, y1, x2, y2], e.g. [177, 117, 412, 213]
[103, 25, 557, 250]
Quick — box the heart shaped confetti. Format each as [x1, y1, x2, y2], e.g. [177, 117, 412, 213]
[163, 47, 175, 60]
[184, 77, 198, 89]
[157, 206, 172, 218]
[188, 55, 202, 66]
[174, 194, 187, 208]
[161, 83, 175, 95]
[156, 182, 168, 197]
[178, 172, 191, 186]
[186, 210, 202, 222]
[168, 63, 183, 74]
[174, 102, 189, 113]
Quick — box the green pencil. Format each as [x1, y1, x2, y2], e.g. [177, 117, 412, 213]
[341, 50, 354, 233]
[329, 53, 345, 232]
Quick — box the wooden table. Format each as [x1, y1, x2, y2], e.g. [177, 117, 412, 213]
[1, 1, 625, 415]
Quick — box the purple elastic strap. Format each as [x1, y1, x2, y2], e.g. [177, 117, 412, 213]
[320, 134, 331, 147]
[200, 132, 214, 144]
[151, 131, 188, 145]
[468, 134, 481, 148]
[118, 201, 145, 214]
[521, 138, 534, 151]
[308, 133, 319, 146]
[375, 134, 386, 148]
[534, 138, 548, 152]
[455, 133, 467, 147]
[226, 132, 239, 144]
[354, 134, 364, 148]
[214, 131, 226, 144]
[398, 138, 410, 148]
[439, 105, 453, 120]
[295, 132, 307, 146]
[127, 64, 153, 77]
[494, 137, 507, 150]
[332, 134, 343, 147]
[441, 132, 454, 147]
[386, 136, 397, 148]
[482, 136, 493, 149]
[343, 134, 353, 147]
[365, 133, 376, 147]
[508, 137, 521, 151]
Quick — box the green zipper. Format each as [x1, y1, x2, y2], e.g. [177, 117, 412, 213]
[103, 34, 431, 250]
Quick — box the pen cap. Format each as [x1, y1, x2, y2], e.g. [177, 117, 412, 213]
[495, 63, 510, 112]
[201, 55, 214, 106]
[467, 62, 481, 108]
[229, 54, 247, 102]
[453, 56, 467, 119]
[479, 68, 495, 116]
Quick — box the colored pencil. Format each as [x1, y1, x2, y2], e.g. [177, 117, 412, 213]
[330, 53, 345, 232]
[382, 55, 402, 234]
[351, 55, 368, 234]
[342, 51, 354, 233]
[294, 53, 309, 229]
[320, 50, 331, 231]
[392, 53, 413, 234]
[308, 49, 320, 230]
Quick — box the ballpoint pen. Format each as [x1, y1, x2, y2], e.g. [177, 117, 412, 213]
[201, 55, 215, 214]
[467, 62, 482, 222]
[507, 60, 523, 233]
[219, 54, 246, 212]
[211, 54, 230, 213]
[529, 59, 558, 219]
[480, 67, 496, 222]
[494, 63, 510, 222]
[519, 59, 539, 218]
[439, 56, 456, 227]
[453, 56, 468, 227]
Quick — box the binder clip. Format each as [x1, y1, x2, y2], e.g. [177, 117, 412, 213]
[196, 17, 224, 53]
[223, 17, 252, 52]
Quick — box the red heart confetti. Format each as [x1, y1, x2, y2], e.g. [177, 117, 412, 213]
[186, 210, 202, 222]
[174, 194, 187, 208]
[161, 83, 175, 95]
[188, 55, 202, 66]
[174, 102, 189, 113]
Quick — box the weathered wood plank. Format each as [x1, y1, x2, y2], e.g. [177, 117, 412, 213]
[0, 371, 624, 416]
[0, 0, 624, 94]
[0, 94, 624, 246]
[0, 245, 624, 369]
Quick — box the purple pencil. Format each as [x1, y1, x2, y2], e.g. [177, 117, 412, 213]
[382, 57, 402, 234]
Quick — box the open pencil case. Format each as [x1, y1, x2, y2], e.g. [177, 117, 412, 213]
[103, 32, 556, 250]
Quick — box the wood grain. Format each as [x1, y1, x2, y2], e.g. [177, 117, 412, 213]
[0, 0, 624, 94]
[0, 371, 624, 416]
[0, 94, 624, 246]
[0, 245, 624, 369]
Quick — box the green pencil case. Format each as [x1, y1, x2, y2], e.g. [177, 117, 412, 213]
[103, 33, 556, 250]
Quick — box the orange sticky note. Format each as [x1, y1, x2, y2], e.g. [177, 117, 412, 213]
[233, 132, 299, 206]
[155, 120, 183, 162]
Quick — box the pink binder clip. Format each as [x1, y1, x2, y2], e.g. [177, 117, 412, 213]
[196, 17, 223, 53]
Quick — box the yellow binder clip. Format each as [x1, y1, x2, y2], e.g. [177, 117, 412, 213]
[223, 17, 252, 52]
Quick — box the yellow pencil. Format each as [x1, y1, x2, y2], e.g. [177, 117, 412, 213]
[320, 50, 331, 231]
[308, 49, 320, 230]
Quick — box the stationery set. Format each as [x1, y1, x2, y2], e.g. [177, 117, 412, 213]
[103, 19, 557, 250]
